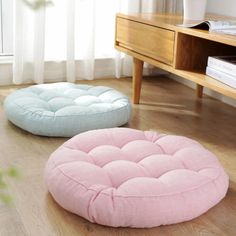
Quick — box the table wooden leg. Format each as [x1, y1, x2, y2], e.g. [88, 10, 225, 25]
[197, 84, 204, 98]
[133, 58, 144, 104]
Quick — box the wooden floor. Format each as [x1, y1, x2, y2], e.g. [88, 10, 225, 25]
[0, 76, 236, 236]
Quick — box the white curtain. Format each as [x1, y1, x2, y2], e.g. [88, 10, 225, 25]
[13, 0, 181, 84]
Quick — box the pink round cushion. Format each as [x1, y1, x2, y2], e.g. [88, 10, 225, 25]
[45, 128, 229, 228]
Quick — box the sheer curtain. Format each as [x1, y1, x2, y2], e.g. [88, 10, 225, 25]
[13, 0, 182, 84]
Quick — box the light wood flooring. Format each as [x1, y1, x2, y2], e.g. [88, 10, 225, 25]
[0, 76, 236, 236]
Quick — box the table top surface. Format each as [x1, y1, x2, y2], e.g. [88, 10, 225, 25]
[117, 13, 236, 47]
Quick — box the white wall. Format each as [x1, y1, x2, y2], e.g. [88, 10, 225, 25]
[207, 0, 236, 17]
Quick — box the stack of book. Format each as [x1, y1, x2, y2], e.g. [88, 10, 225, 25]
[206, 56, 236, 88]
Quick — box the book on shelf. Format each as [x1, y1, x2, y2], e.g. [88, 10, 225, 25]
[207, 56, 236, 77]
[206, 66, 236, 89]
[177, 20, 236, 36]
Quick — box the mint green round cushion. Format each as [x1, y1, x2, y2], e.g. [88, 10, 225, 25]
[4, 83, 131, 137]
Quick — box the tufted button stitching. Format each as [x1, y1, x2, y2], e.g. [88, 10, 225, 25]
[44, 128, 229, 228]
[49, 129, 223, 192]
[7, 84, 129, 117]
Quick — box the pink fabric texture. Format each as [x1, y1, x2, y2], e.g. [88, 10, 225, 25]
[45, 128, 229, 228]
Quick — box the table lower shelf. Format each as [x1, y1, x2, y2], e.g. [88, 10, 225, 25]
[174, 69, 236, 100]
[116, 45, 236, 101]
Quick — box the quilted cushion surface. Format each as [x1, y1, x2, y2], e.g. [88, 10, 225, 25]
[45, 128, 229, 228]
[4, 83, 131, 137]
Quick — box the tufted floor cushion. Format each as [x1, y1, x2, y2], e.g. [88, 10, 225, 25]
[4, 82, 131, 137]
[45, 128, 229, 228]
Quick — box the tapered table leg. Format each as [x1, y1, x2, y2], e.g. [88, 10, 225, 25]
[133, 58, 144, 104]
[197, 84, 204, 98]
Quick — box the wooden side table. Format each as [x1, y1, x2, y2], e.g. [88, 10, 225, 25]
[115, 13, 236, 104]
